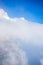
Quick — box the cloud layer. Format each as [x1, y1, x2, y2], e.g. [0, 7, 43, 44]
[0, 39, 28, 65]
[0, 9, 28, 65]
[0, 9, 43, 65]
[0, 9, 43, 46]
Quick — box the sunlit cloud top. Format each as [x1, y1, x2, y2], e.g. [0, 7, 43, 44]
[0, 9, 43, 46]
[0, 0, 43, 23]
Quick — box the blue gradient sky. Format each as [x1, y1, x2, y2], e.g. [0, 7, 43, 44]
[0, 0, 43, 23]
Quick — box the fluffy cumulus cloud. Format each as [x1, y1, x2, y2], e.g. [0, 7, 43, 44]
[0, 9, 43, 46]
[0, 39, 27, 65]
[0, 9, 28, 65]
[0, 9, 43, 65]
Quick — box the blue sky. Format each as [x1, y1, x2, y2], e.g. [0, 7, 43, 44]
[0, 0, 43, 65]
[0, 0, 43, 23]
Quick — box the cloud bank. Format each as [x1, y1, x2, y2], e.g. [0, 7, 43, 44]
[0, 9, 43, 46]
[0, 40, 27, 65]
[0, 9, 28, 65]
[0, 9, 43, 65]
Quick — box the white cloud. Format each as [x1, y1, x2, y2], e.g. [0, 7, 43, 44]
[0, 9, 9, 20]
[0, 9, 28, 65]
[0, 39, 27, 65]
[0, 8, 43, 65]
[0, 9, 43, 46]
